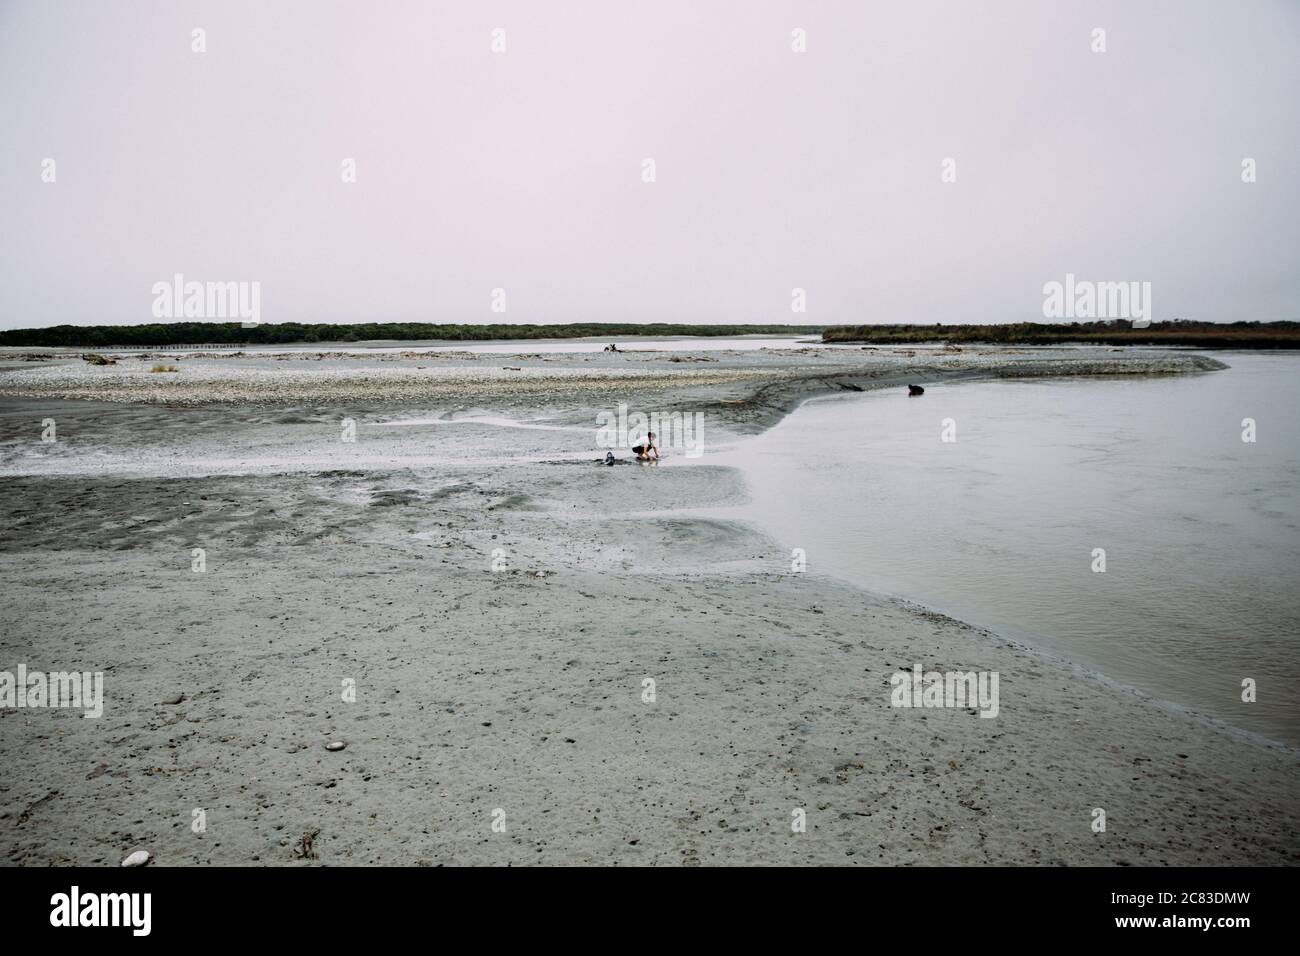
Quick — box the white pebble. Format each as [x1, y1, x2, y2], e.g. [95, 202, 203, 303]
[120, 850, 151, 867]
[325, 741, 346, 752]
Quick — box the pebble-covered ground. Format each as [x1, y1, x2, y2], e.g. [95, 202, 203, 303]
[0, 345, 1226, 409]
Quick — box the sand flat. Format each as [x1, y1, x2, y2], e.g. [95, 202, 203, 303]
[1, 347, 1295, 866]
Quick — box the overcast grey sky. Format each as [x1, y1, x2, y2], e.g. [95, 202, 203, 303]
[1, 0, 1297, 330]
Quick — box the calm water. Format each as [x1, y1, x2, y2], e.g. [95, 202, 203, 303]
[728, 353, 1300, 745]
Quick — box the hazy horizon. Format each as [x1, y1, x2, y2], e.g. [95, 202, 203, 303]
[2, 0, 1297, 331]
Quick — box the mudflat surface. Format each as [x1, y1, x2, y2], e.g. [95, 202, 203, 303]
[1, 347, 1294, 866]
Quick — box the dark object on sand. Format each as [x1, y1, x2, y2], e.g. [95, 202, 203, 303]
[293, 828, 321, 860]
[81, 353, 116, 365]
[908, 384, 925, 396]
[604, 343, 621, 352]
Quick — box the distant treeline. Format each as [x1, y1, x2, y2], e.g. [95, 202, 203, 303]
[0, 322, 826, 348]
[823, 321, 1300, 349]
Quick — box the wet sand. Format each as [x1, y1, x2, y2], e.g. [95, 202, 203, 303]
[1, 346, 1296, 865]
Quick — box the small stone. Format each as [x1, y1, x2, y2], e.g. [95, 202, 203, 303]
[325, 741, 346, 752]
[161, 693, 185, 705]
[120, 850, 151, 867]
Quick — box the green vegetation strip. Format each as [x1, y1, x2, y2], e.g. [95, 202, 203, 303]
[822, 321, 1300, 349]
[0, 323, 825, 348]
